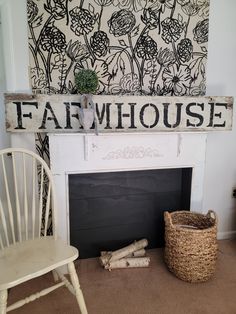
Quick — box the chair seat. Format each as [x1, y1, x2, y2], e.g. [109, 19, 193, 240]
[0, 237, 78, 290]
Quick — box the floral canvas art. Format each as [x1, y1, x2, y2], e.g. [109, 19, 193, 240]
[26, 0, 210, 235]
[28, 0, 210, 97]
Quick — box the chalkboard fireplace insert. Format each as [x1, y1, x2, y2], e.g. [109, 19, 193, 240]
[69, 168, 192, 259]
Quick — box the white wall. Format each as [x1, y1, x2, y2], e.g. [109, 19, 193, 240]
[0, 16, 9, 149]
[0, 0, 235, 237]
[0, 0, 29, 92]
[204, 0, 236, 237]
[0, 0, 35, 151]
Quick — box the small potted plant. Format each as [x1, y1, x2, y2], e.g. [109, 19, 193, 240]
[75, 69, 99, 131]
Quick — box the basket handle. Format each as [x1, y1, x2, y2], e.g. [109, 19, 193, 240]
[206, 210, 217, 222]
[164, 211, 173, 227]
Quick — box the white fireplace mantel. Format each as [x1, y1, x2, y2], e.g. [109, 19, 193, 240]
[49, 132, 207, 244]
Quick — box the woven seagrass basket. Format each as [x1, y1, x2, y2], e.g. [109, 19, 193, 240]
[164, 210, 218, 283]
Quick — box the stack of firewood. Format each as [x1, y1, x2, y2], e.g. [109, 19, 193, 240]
[99, 239, 150, 271]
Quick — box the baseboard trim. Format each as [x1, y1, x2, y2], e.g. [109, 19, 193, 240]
[217, 230, 236, 240]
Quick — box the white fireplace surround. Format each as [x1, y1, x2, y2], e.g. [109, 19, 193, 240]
[49, 132, 207, 244]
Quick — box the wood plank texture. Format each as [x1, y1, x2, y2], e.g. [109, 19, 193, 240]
[4, 94, 234, 132]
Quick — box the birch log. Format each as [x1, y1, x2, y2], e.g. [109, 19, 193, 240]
[100, 239, 148, 265]
[129, 249, 146, 257]
[100, 248, 146, 258]
[104, 257, 150, 270]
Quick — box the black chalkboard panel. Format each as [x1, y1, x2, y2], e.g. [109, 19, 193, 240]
[69, 168, 192, 258]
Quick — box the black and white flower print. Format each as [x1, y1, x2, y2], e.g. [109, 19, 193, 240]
[193, 19, 209, 44]
[141, 8, 159, 30]
[197, 0, 210, 18]
[44, 0, 66, 20]
[27, 0, 210, 96]
[162, 64, 191, 95]
[151, 0, 174, 12]
[95, 0, 113, 6]
[161, 18, 185, 44]
[66, 40, 89, 63]
[108, 9, 136, 36]
[31, 67, 47, 92]
[113, 0, 147, 12]
[90, 31, 110, 57]
[177, 0, 190, 6]
[136, 34, 158, 60]
[70, 7, 97, 36]
[40, 23, 66, 53]
[120, 73, 140, 93]
[35, 131, 52, 235]
[181, 1, 201, 16]
[177, 38, 193, 62]
[157, 47, 175, 67]
[27, 0, 39, 23]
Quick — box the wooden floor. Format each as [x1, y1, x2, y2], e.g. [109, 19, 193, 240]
[8, 239, 236, 314]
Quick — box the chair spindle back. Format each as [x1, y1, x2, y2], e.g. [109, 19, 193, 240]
[0, 148, 56, 249]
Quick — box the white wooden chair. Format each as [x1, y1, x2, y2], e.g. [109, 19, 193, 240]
[0, 148, 87, 314]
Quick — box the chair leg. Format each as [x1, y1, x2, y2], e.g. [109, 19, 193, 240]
[68, 262, 88, 314]
[52, 270, 59, 282]
[0, 290, 7, 314]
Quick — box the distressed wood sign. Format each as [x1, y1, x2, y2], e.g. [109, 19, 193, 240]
[5, 94, 233, 133]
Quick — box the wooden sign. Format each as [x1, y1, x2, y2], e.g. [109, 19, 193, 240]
[5, 94, 233, 133]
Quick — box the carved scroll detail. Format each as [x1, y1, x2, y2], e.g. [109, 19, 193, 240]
[103, 146, 162, 160]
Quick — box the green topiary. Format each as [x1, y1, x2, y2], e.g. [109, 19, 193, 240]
[75, 69, 99, 94]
